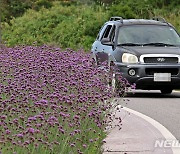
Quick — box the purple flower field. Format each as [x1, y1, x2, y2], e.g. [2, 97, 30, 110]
[0, 45, 119, 153]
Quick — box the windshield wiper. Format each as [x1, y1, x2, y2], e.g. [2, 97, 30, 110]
[117, 43, 142, 46]
[142, 43, 176, 47]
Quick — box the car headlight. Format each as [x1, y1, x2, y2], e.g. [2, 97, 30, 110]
[122, 53, 138, 64]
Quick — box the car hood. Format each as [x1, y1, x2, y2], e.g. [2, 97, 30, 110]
[120, 46, 180, 56]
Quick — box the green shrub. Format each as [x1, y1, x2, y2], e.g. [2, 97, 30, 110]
[109, 4, 136, 19]
[1, 1, 180, 50]
[34, 0, 53, 10]
[2, 3, 108, 50]
[153, 10, 180, 32]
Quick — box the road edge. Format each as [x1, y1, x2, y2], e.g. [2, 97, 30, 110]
[119, 105, 180, 154]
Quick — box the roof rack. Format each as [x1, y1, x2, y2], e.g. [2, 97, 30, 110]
[110, 16, 123, 23]
[152, 17, 167, 23]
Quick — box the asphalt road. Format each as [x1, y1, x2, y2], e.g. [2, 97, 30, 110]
[118, 90, 180, 140]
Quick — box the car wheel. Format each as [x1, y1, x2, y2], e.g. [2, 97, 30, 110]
[160, 89, 172, 94]
[108, 63, 126, 96]
[110, 73, 126, 96]
[111, 73, 118, 93]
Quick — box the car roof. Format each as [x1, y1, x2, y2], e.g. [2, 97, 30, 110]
[107, 19, 171, 27]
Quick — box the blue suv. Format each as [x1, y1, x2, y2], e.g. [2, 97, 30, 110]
[91, 17, 180, 94]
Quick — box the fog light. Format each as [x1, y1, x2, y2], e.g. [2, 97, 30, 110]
[129, 69, 136, 76]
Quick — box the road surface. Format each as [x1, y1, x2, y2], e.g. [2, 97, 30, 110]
[118, 90, 180, 140]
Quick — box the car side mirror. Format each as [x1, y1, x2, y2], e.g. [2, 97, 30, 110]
[101, 38, 113, 46]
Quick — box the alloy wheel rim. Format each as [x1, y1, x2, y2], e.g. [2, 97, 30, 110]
[112, 73, 116, 92]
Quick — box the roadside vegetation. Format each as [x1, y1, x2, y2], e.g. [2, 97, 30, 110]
[0, 45, 119, 153]
[1, 3, 108, 50]
[1, 0, 180, 50]
[0, 0, 179, 153]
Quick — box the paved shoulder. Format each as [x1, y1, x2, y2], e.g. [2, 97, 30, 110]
[103, 107, 176, 154]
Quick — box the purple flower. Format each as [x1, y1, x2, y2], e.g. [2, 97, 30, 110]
[59, 128, 65, 134]
[28, 117, 36, 121]
[73, 115, 80, 120]
[0, 45, 128, 153]
[1, 115, 7, 120]
[83, 144, 87, 148]
[17, 134, 24, 138]
[27, 128, 35, 134]
[70, 143, 76, 147]
[6, 130, 11, 135]
[89, 139, 93, 143]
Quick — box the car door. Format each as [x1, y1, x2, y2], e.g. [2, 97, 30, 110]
[92, 23, 115, 65]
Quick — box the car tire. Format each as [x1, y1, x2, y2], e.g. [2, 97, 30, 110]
[160, 89, 173, 94]
[109, 72, 125, 96]
[111, 73, 119, 93]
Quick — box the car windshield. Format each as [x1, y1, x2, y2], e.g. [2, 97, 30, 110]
[118, 25, 180, 46]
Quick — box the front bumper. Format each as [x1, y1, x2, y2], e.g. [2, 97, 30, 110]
[115, 63, 180, 90]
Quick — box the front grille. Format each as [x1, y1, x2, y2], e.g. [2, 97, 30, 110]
[145, 68, 179, 76]
[144, 57, 178, 64]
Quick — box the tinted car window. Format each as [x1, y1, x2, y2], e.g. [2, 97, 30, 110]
[110, 26, 116, 42]
[118, 25, 180, 46]
[102, 25, 112, 39]
[96, 24, 107, 40]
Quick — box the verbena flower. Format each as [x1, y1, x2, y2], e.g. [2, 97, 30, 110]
[0, 45, 128, 153]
